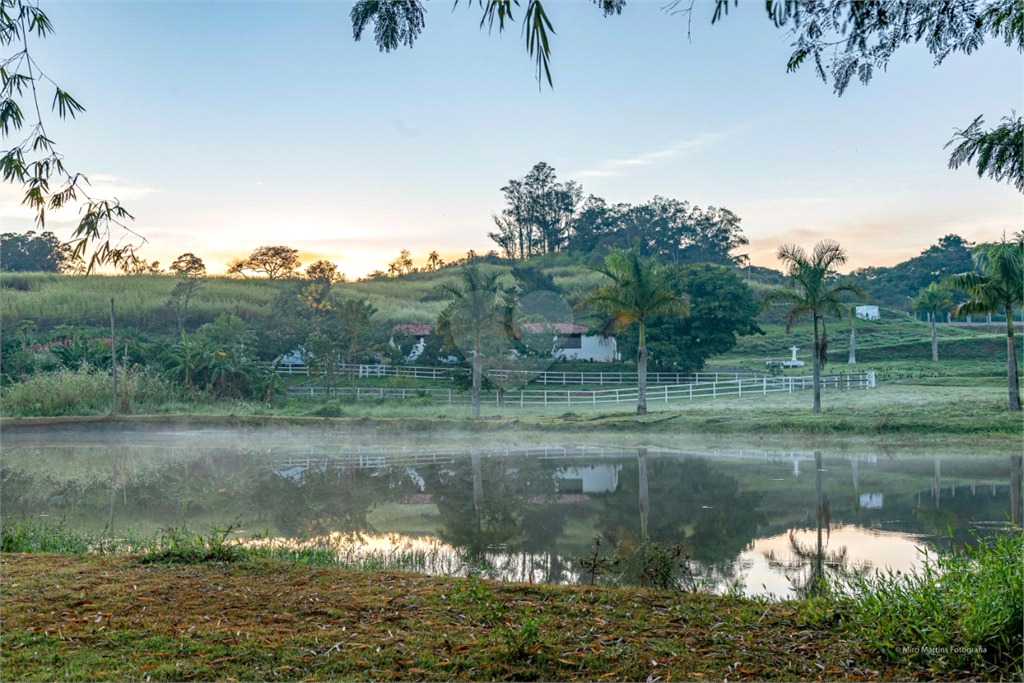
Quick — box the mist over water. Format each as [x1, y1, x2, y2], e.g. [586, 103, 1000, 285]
[2, 425, 1019, 598]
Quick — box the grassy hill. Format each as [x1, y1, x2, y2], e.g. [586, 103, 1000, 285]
[3, 267, 1020, 374]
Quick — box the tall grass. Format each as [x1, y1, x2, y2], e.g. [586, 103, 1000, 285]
[0, 366, 193, 417]
[822, 532, 1023, 678]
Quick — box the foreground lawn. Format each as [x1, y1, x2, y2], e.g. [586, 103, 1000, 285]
[1, 554, 941, 682]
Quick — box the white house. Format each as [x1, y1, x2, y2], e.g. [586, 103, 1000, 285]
[389, 322, 619, 363]
[856, 305, 880, 321]
[520, 322, 619, 362]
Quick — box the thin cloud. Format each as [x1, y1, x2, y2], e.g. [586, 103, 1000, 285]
[575, 127, 747, 178]
[392, 117, 421, 138]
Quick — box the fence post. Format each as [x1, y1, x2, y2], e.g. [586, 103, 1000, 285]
[544, 390, 548, 407]
[738, 379, 742, 397]
[763, 376, 766, 395]
[689, 383, 693, 400]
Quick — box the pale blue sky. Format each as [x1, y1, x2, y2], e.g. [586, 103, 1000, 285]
[3, 1, 1021, 275]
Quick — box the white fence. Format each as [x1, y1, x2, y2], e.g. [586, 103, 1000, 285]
[277, 362, 768, 386]
[287, 371, 875, 406]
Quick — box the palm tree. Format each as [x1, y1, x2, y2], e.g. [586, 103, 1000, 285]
[912, 283, 953, 362]
[437, 265, 511, 419]
[946, 239, 1023, 411]
[579, 247, 689, 415]
[427, 251, 442, 271]
[764, 241, 864, 414]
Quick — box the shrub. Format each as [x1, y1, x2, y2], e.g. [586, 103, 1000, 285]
[828, 531, 1022, 678]
[0, 366, 191, 416]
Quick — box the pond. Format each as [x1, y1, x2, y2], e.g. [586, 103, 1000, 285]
[2, 425, 1020, 598]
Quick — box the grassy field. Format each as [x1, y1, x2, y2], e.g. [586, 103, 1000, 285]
[2, 379, 1021, 443]
[3, 269, 1022, 442]
[0, 264, 609, 335]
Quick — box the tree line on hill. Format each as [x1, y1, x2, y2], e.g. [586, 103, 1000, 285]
[488, 162, 748, 266]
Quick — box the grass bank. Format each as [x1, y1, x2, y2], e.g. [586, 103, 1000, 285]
[3, 523, 1020, 682]
[0, 553, 992, 682]
[3, 382, 1020, 445]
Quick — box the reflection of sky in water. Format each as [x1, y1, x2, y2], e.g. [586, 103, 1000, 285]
[732, 526, 928, 599]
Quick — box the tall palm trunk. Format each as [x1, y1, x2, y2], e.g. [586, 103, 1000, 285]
[812, 317, 822, 414]
[471, 335, 482, 419]
[636, 323, 648, 415]
[848, 319, 856, 364]
[1005, 308, 1021, 411]
[930, 312, 939, 362]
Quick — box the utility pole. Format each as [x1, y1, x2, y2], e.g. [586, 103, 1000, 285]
[110, 298, 118, 416]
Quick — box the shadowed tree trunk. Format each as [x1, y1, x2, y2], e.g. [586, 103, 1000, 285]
[637, 325, 648, 415]
[1006, 314, 1021, 411]
[812, 317, 822, 414]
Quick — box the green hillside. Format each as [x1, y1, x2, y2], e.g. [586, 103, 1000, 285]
[3, 268, 1019, 373]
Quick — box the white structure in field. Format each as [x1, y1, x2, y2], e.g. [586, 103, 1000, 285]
[859, 492, 884, 509]
[388, 322, 619, 363]
[521, 322, 619, 362]
[855, 305, 880, 321]
[767, 345, 805, 369]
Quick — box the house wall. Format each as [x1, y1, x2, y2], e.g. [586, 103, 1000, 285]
[556, 335, 618, 362]
[856, 305, 880, 321]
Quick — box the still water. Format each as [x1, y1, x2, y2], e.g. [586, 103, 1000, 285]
[2, 426, 1020, 598]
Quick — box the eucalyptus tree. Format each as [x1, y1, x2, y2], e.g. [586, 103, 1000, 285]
[437, 265, 513, 419]
[579, 247, 689, 415]
[764, 241, 864, 414]
[166, 253, 207, 335]
[946, 239, 1024, 411]
[912, 283, 953, 362]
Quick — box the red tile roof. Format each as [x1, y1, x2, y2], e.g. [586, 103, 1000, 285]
[521, 322, 589, 335]
[390, 322, 591, 336]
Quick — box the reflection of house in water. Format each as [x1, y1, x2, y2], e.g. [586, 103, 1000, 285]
[859, 493, 883, 509]
[553, 465, 620, 494]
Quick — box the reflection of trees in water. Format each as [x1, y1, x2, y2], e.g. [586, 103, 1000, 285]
[762, 529, 860, 599]
[2, 448, 272, 530]
[594, 456, 764, 565]
[418, 454, 570, 578]
[253, 464, 402, 538]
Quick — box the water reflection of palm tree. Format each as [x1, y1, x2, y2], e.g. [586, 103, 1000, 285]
[766, 452, 851, 598]
[638, 448, 649, 540]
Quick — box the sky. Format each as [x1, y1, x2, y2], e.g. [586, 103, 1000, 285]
[2, 1, 1021, 277]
